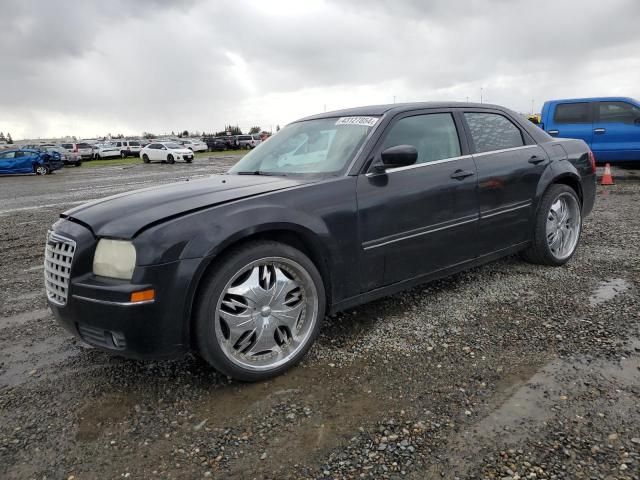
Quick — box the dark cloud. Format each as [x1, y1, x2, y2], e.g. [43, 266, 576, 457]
[1, 0, 639, 138]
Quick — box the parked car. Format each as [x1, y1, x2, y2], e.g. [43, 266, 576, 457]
[22, 144, 82, 166]
[46, 145, 82, 167]
[45, 102, 596, 381]
[178, 139, 208, 152]
[237, 135, 259, 149]
[60, 142, 94, 159]
[112, 140, 142, 158]
[0, 148, 64, 175]
[219, 135, 240, 149]
[205, 137, 228, 151]
[540, 96, 640, 163]
[139, 142, 194, 164]
[93, 143, 122, 159]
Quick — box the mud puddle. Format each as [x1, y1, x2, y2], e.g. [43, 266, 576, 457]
[437, 337, 640, 478]
[589, 278, 632, 306]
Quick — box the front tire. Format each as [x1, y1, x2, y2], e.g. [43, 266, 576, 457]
[120, 152, 127, 158]
[142, 154, 150, 164]
[167, 154, 175, 164]
[522, 184, 582, 266]
[35, 165, 50, 175]
[194, 241, 326, 382]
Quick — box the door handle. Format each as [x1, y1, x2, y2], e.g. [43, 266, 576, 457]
[450, 169, 475, 180]
[528, 155, 545, 165]
[594, 128, 606, 134]
[548, 129, 559, 135]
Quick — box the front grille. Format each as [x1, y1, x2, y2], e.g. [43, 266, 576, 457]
[44, 232, 76, 306]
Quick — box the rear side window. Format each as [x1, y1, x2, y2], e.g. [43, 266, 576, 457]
[598, 101, 640, 124]
[382, 113, 461, 165]
[77, 143, 92, 149]
[464, 112, 524, 153]
[61, 144, 72, 149]
[129, 141, 140, 146]
[553, 103, 590, 124]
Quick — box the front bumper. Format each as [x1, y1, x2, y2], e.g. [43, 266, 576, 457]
[47, 221, 202, 359]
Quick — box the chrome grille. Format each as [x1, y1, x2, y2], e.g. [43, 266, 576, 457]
[44, 232, 76, 306]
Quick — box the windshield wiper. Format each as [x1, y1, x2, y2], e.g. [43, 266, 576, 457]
[235, 171, 284, 176]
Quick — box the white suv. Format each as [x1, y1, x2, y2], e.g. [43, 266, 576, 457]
[112, 140, 142, 157]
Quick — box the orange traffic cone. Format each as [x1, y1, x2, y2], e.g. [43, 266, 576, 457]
[601, 163, 614, 185]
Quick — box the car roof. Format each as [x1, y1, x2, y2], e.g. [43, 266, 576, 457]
[543, 96, 638, 104]
[295, 101, 508, 122]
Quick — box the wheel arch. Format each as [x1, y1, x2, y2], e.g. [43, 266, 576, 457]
[183, 226, 333, 349]
[550, 173, 583, 204]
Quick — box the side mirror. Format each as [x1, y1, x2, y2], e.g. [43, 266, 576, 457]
[377, 145, 418, 171]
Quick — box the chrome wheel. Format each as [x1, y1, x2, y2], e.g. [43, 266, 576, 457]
[546, 192, 581, 260]
[214, 257, 319, 372]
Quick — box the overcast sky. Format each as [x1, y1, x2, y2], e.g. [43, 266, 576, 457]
[2, 0, 639, 140]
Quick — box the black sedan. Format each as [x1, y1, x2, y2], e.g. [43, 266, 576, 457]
[45, 102, 596, 381]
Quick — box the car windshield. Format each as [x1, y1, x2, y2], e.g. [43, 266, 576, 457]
[165, 143, 182, 149]
[228, 116, 378, 176]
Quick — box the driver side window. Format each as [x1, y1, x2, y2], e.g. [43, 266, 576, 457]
[382, 113, 461, 164]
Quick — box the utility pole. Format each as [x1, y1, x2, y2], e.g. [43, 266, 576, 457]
[480, 87, 484, 104]
[393, 95, 396, 104]
[466, 96, 469, 103]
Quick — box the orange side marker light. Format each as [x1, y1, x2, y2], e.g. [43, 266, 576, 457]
[130, 289, 155, 303]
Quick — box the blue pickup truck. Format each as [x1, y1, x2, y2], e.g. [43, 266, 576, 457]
[540, 97, 640, 163]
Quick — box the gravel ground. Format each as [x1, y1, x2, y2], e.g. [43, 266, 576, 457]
[0, 160, 638, 479]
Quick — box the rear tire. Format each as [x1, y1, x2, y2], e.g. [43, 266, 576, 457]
[120, 152, 127, 158]
[142, 154, 150, 164]
[167, 154, 175, 164]
[521, 184, 582, 266]
[194, 241, 326, 382]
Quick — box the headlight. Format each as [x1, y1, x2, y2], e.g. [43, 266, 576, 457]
[93, 239, 137, 280]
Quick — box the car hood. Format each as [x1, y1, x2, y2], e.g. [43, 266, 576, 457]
[62, 174, 311, 238]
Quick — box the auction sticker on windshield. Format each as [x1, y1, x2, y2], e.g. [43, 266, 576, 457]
[335, 116, 378, 127]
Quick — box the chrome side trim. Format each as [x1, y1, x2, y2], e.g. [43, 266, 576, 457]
[472, 145, 538, 158]
[367, 154, 472, 177]
[481, 201, 532, 219]
[363, 215, 478, 251]
[72, 295, 155, 307]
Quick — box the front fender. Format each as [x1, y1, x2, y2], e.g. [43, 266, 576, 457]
[183, 205, 334, 261]
[133, 201, 336, 266]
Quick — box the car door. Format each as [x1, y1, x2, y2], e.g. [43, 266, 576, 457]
[547, 101, 594, 146]
[15, 151, 36, 172]
[591, 100, 640, 162]
[462, 110, 548, 254]
[357, 110, 479, 290]
[146, 144, 158, 160]
[0, 151, 16, 173]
